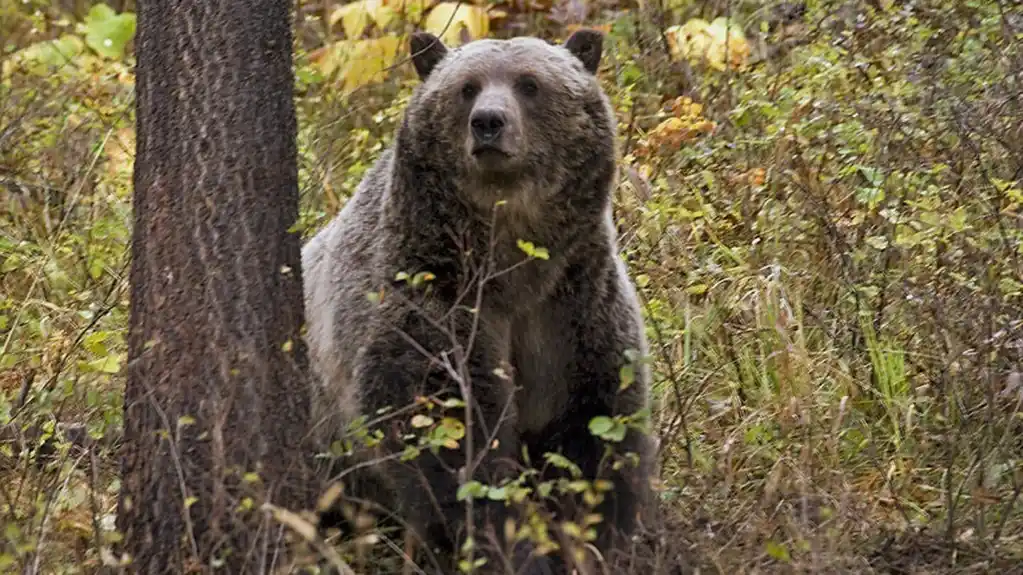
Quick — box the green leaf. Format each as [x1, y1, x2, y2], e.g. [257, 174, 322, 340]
[83, 331, 110, 356]
[855, 186, 885, 209]
[857, 166, 884, 187]
[411, 271, 435, 286]
[88, 258, 106, 280]
[516, 239, 550, 260]
[486, 486, 508, 500]
[765, 540, 790, 562]
[458, 557, 488, 572]
[438, 417, 466, 439]
[456, 480, 488, 501]
[567, 480, 590, 493]
[4, 35, 86, 76]
[685, 283, 708, 295]
[400, 445, 421, 461]
[85, 353, 122, 374]
[865, 235, 889, 250]
[619, 363, 635, 390]
[83, 4, 137, 60]
[589, 415, 627, 442]
[440, 397, 466, 409]
[589, 416, 614, 436]
[543, 452, 582, 478]
[537, 482, 553, 497]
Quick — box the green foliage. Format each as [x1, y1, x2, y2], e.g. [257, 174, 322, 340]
[588, 415, 626, 442]
[82, 4, 135, 60]
[3, 2, 135, 77]
[2, 35, 86, 75]
[515, 239, 550, 260]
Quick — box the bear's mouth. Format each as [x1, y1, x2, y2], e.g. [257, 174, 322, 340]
[471, 143, 511, 158]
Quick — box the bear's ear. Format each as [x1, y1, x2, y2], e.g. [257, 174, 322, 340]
[410, 31, 448, 81]
[563, 28, 604, 75]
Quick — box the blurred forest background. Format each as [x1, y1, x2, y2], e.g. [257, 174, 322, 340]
[2, 0, 1022, 573]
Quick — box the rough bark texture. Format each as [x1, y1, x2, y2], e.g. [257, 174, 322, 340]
[117, 1, 311, 572]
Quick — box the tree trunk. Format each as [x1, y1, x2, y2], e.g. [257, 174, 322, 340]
[116, 1, 311, 572]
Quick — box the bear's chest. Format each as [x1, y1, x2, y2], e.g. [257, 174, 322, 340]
[478, 223, 574, 313]
[508, 303, 575, 433]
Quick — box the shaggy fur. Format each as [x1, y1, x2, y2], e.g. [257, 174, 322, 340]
[302, 29, 656, 574]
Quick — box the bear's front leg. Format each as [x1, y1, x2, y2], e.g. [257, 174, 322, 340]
[532, 385, 653, 553]
[524, 282, 656, 567]
[572, 304, 655, 555]
[356, 307, 528, 572]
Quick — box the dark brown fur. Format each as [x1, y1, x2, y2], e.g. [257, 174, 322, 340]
[303, 29, 656, 574]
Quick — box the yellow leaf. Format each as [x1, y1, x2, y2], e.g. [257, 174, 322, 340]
[315, 36, 402, 94]
[86, 353, 123, 374]
[670, 96, 703, 119]
[411, 414, 435, 428]
[330, 2, 369, 39]
[665, 19, 711, 61]
[387, 0, 434, 22]
[423, 2, 489, 46]
[330, 0, 397, 38]
[665, 17, 749, 71]
[644, 115, 716, 152]
[438, 417, 466, 439]
[705, 17, 750, 70]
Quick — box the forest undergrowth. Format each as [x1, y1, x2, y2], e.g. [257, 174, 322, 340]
[2, 0, 1022, 573]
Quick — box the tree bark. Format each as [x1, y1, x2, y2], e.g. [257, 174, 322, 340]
[117, 1, 311, 572]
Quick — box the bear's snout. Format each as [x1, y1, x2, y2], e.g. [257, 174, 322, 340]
[464, 86, 522, 163]
[470, 108, 506, 145]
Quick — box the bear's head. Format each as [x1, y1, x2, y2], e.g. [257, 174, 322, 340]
[399, 29, 617, 213]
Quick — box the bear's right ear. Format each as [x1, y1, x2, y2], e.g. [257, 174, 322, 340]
[410, 32, 448, 81]
[563, 28, 604, 75]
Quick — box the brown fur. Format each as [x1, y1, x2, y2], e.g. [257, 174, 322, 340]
[302, 29, 656, 574]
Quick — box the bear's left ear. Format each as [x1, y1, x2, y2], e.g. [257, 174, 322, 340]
[563, 28, 604, 75]
[410, 31, 449, 81]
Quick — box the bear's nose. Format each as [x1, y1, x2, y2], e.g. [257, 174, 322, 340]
[470, 109, 506, 144]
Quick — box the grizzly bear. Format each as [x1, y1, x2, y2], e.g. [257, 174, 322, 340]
[302, 28, 656, 574]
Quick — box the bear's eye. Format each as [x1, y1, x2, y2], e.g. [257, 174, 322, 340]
[461, 81, 480, 100]
[517, 75, 539, 97]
